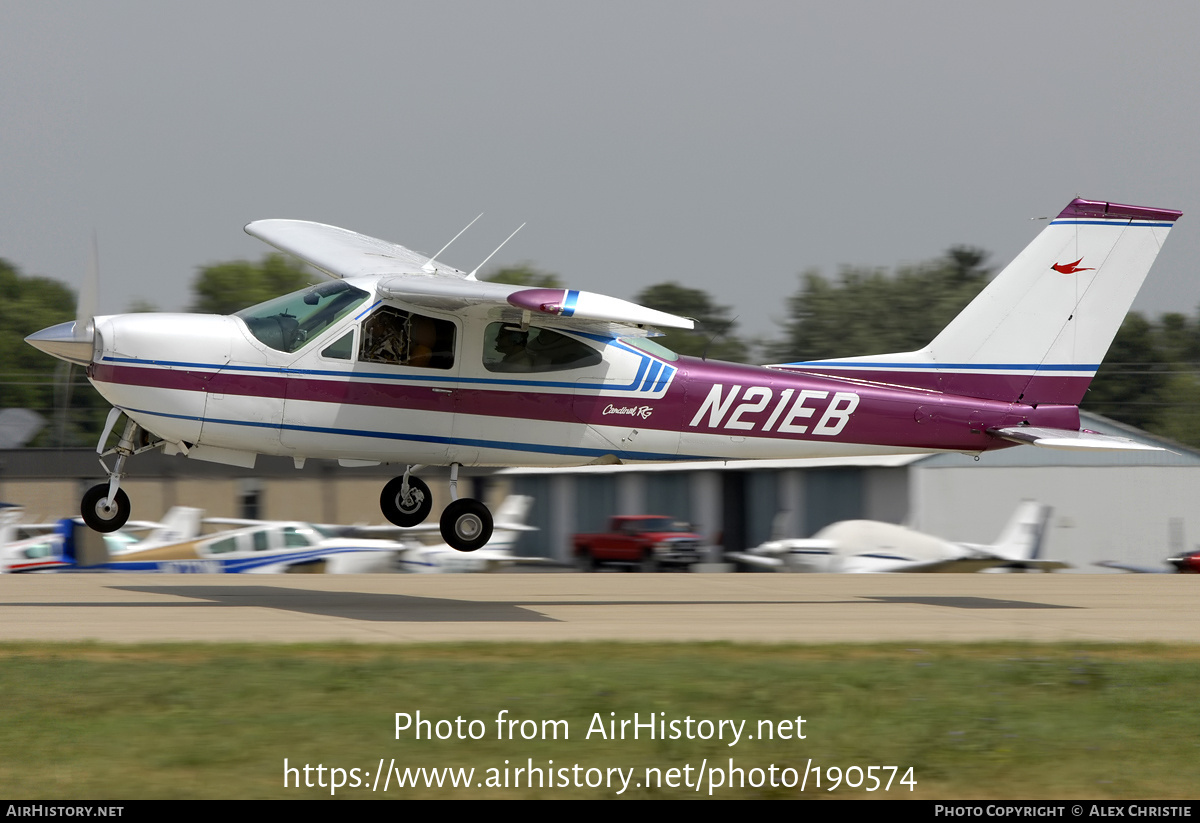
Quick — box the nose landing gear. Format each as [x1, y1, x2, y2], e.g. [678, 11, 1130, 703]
[81, 485, 131, 533]
[80, 411, 160, 533]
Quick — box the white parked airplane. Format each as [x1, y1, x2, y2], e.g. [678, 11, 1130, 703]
[344, 495, 543, 572]
[25, 198, 1180, 551]
[90, 520, 404, 574]
[729, 502, 1064, 573]
[0, 505, 202, 573]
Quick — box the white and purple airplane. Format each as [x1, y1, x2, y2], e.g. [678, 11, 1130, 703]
[26, 197, 1181, 551]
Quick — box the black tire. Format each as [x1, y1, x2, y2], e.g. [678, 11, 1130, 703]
[380, 476, 432, 527]
[439, 499, 493, 552]
[640, 551, 659, 573]
[80, 484, 131, 533]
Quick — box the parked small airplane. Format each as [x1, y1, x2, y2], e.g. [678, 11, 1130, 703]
[50, 517, 404, 574]
[729, 501, 1063, 573]
[0, 505, 202, 573]
[1096, 552, 1200, 574]
[1096, 518, 1200, 573]
[26, 198, 1180, 551]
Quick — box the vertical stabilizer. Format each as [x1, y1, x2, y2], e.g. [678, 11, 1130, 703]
[786, 198, 1181, 405]
[146, 507, 203, 545]
[987, 501, 1051, 562]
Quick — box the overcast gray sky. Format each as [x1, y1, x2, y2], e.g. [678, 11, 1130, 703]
[3, 1, 1198, 347]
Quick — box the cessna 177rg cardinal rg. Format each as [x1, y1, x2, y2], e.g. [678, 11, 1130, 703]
[25, 198, 1181, 551]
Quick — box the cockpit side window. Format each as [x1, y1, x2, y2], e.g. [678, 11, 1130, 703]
[482, 323, 602, 373]
[359, 307, 456, 369]
[321, 330, 355, 360]
[237, 281, 370, 354]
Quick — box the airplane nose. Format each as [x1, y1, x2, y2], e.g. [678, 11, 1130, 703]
[25, 320, 95, 366]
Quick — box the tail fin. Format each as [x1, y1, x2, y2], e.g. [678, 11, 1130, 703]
[145, 506, 203, 545]
[986, 501, 1051, 562]
[789, 198, 1181, 405]
[485, 495, 537, 551]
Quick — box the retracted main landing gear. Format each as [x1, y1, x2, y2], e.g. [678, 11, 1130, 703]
[81, 411, 159, 533]
[379, 463, 493, 552]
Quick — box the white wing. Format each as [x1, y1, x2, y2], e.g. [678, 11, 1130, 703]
[246, 219, 442, 278]
[245, 220, 694, 335]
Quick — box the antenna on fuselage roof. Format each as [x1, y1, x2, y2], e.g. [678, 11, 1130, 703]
[701, 315, 739, 361]
[467, 223, 526, 280]
[421, 213, 483, 273]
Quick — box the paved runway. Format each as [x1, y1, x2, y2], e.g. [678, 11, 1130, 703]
[1, 573, 1196, 644]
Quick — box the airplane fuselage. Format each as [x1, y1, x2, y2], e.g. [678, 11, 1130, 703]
[84, 301, 1076, 470]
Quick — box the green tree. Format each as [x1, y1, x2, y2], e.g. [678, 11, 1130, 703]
[1082, 313, 1168, 432]
[191, 253, 313, 315]
[0, 258, 108, 446]
[1150, 372, 1200, 447]
[634, 282, 749, 362]
[1148, 312, 1200, 447]
[769, 246, 991, 363]
[482, 265, 562, 289]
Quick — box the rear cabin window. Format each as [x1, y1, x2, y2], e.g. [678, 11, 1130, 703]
[482, 323, 601, 373]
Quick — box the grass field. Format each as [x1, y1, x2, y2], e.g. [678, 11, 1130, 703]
[3, 641, 1198, 799]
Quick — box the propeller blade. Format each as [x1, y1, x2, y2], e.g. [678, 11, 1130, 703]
[25, 236, 98, 365]
[75, 232, 99, 341]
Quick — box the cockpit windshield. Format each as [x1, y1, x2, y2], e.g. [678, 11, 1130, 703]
[236, 281, 370, 353]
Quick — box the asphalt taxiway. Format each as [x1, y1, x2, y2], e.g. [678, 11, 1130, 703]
[0, 573, 1196, 644]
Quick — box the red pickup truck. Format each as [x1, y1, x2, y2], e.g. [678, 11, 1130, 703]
[573, 516, 705, 572]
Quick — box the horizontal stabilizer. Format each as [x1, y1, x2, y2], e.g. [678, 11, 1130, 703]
[724, 552, 785, 569]
[991, 426, 1163, 451]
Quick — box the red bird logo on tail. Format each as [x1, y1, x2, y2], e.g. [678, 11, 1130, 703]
[1052, 258, 1094, 274]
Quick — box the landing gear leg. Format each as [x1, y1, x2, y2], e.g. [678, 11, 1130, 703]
[81, 416, 144, 532]
[380, 465, 432, 527]
[439, 463, 493, 552]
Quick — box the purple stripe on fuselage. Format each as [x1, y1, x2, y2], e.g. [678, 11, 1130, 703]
[779, 365, 1094, 406]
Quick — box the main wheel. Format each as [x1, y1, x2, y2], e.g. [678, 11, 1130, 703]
[81, 484, 131, 533]
[380, 476, 433, 527]
[439, 499, 493, 552]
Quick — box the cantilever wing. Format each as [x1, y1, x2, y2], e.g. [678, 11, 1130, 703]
[246, 219, 442, 279]
[246, 219, 694, 335]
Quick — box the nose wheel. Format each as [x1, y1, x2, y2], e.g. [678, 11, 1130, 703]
[81, 485, 131, 533]
[79, 412, 159, 533]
